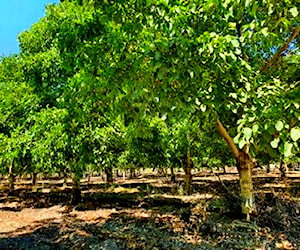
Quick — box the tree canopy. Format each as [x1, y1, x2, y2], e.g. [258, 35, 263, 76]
[0, 0, 299, 214]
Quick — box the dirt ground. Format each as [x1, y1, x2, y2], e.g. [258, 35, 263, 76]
[0, 169, 300, 249]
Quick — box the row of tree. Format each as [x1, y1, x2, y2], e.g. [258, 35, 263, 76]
[0, 0, 299, 220]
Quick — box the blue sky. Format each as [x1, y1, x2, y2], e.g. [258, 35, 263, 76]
[0, 0, 59, 56]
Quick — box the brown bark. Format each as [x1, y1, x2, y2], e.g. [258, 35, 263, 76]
[262, 26, 300, 71]
[183, 146, 193, 195]
[216, 120, 255, 220]
[237, 151, 255, 218]
[183, 166, 192, 195]
[71, 173, 81, 205]
[279, 161, 288, 178]
[216, 120, 239, 159]
[129, 168, 136, 179]
[105, 167, 113, 183]
[63, 171, 68, 186]
[8, 160, 15, 192]
[170, 166, 176, 183]
[32, 172, 37, 186]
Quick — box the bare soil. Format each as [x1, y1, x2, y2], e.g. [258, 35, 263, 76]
[0, 169, 300, 249]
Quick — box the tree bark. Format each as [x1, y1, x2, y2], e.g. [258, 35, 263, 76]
[237, 151, 255, 218]
[63, 171, 68, 187]
[216, 120, 254, 221]
[279, 161, 287, 178]
[183, 145, 193, 195]
[71, 173, 81, 204]
[129, 168, 136, 179]
[105, 167, 113, 183]
[170, 166, 176, 182]
[262, 26, 300, 71]
[32, 172, 37, 186]
[222, 165, 226, 173]
[8, 160, 15, 192]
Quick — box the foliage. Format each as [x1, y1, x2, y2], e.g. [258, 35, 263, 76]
[0, 0, 299, 196]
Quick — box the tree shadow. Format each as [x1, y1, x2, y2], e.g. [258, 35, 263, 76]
[0, 212, 205, 250]
[0, 183, 192, 214]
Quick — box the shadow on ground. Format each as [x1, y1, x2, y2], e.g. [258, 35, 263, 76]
[1, 191, 300, 250]
[0, 211, 204, 250]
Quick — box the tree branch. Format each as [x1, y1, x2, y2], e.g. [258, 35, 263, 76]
[262, 26, 300, 71]
[216, 119, 240, 159]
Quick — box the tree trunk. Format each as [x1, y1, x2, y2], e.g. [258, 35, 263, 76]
[115, 169, 122, 178]
[222, 165, 226, 173]
[105, 167, 113, 183]
[129, 168, 136, 179]
[170, 166, 176, 182]
[8, 160, 15, 192]
[237, 151, 255, 219]
[279, 161, 287, 178]
[183, 145, 193, 195]
[63, 171, 68, 186]
[183, 165, 192, 195]
[32, 172, 37, 186]
[71, 173, 81, 205]
[217, 120, 254, 221]
[87, 172, 91, 184]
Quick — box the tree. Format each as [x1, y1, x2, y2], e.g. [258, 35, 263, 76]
[0, 56, 40, 191]
[15, 0, 300, 219]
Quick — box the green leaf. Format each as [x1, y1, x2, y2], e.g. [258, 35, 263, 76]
[154, 52, 161, 60]
[267, 146, 277, 158]
[239, 139, 247, 149]
[270, 138, 280, 148]
[233, 134, 240, 144]
[219, 52, 226, 61]
[290, 127, 300, 141]
[284, 142, 293, 157]
[252, 124, 259, 134]
[228, 22, 236, 30]
[275, 121, 284, 131]
[200, 104, 206, 112]
[154, 97, 160, 103]
[231, 39, 239, 47]
[290, 7, 298, 17]
[243, 127, 252, 140]
[261, 27, 269, 37]
[157, 69, 163, 80]
[188, 69, 194, 78]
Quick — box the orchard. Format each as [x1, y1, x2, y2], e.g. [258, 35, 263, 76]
[0, 1, 300, 249]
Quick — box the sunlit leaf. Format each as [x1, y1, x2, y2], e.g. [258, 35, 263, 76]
[290, 127, 300, 142]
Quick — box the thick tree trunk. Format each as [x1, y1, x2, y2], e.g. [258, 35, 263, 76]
[105, 167, 113, 183]
[237, 151, 255, 219]
[217, 120, 254, 221]
[71, 173, 81, 204]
